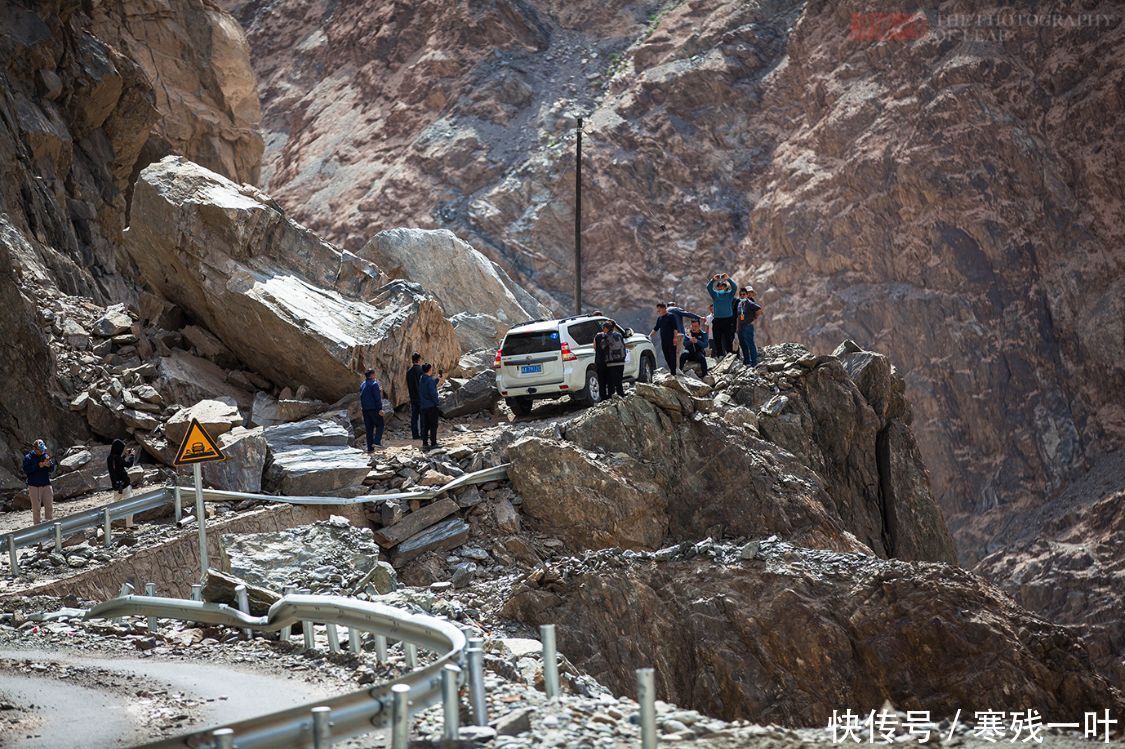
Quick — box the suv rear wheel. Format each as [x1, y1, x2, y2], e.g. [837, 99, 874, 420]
[574, 367, 601, 406]
[506, 396, 533, 417]
[637, 352, 656, 383]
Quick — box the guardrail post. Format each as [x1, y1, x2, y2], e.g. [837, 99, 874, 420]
[193, 464, 208, 581]
[211, 727, 234, 749]
[145, 582, 158, 633]
[173, 484, 182, 523]
[235, 584, 251, 639]
[190, 584, 202, 602]
[53, 522, 63, 553]
[442, 664, 461, 741]
[467, 637, 487, 726]
[303, 621, 315, 651]
[637, 667, 657, 749]
[391, 684, 410, 749]
[404, 642, 417, 669]
[280, 586, 295, 642]
[7, 536, 18, 577]
[541, 623, 560, 699]
[348, 628, 361, 654]
[326, 622, 340, 653]
[103, 507, 112, 549]
[311, 705, 332, 749]
[374, 634, 387, 664]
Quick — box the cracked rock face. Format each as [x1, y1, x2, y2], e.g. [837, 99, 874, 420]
[509, 343, 956, 564]
[502, 539, 1124, 726]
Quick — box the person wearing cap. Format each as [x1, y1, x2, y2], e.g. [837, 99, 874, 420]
[359, 369, 385, 452]
[707, 273, 739, 357]
[405, 352, 424, 441]
[22, 439, 56, 524]
[736, 285, 763, 367]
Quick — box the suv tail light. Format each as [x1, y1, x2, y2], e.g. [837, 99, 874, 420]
[561, 342, 577, 361]
[493, 349, 503, 369]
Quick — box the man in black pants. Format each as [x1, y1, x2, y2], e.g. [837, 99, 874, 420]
[650, 302, 700, 374]
[679, 319, 709, 377]
[419, 363, 445, 450]
[405, 352, 423, 441]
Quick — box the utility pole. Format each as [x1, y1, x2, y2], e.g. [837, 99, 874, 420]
[573, 116, 582, 315]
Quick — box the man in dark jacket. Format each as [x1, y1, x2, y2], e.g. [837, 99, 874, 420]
[360, 369, 385, 452]
[107, 438, 137, 527]
[650, 303, 701, 374]
[405, 352, 424, 441]
[594, 321, 627, 400]
[679, 319, 710, 377]
[419, 364, 445, 451]
[736, 286, 763, 367]
[22, 439, 55, 524]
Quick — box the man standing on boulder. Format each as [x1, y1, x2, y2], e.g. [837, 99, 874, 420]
[419, 363, 445, 451]
[22, 439, 55, 525]
[707, 273, 738, 357]
[737, 286, 763, 368]
[359, 369, 385, 452]
[650, 302, 701, 375]
[406, 352, 424, 441]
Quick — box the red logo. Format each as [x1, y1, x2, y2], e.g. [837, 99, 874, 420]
[850, 12, 929, 41]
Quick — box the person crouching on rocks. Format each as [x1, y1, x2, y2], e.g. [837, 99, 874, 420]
[22, 439, 55, 525]
[360, 369, 385, 452]
[107, 438, 137, 527]
[680, 318, 709, 377]
[419, 364, 445, 451]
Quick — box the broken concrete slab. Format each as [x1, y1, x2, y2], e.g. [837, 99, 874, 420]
[391, 517, 470, 565]
[374, 497, 460, 548]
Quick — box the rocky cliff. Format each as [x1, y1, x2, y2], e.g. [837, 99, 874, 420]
[227, 0, 1125, 558]
[0, 0, 262, 466]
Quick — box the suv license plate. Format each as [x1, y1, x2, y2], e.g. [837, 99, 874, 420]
[519, 364, 543, 375]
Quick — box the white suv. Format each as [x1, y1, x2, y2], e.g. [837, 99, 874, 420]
[494, 314, 657, 416]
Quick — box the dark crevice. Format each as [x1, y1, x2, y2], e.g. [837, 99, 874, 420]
[875, 425, 897, 558]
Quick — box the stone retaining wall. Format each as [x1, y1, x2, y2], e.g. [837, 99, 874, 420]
[5, 503, 367, 601]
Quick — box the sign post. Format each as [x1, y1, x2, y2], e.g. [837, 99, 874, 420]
[172, 418, 225, 583]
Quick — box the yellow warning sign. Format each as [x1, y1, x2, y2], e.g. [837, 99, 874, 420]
[173, 418, 226, 465]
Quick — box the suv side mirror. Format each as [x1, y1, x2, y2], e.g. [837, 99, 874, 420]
[624, 328, 634, 337]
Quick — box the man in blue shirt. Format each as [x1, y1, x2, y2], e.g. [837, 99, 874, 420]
[707, 273, 738, 357]
[419, 363, 445, 451]
[359, 369, 385, 452]
[22, 438, 55, 524]
[650, 302, 702, 375]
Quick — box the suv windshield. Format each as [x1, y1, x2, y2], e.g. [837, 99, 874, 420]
[503, 330, 562, 356]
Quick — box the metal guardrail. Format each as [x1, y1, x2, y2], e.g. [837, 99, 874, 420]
[87, 592, 468, 749]
[3, 464, 510, 576]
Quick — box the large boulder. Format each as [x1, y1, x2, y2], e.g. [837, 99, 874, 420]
[202, 425, 267, 493]
[124, 157, 459, 405]
[503, 540, 1123, 725]
[361, 228, 550, 324]
[164, 398, 243, 446]
[508, 393, 867, 555]
[439, 370, 499, 418]
[263, 416, 369, 495]
[155, 350, 253, 411]
[450, 312, 508, 353]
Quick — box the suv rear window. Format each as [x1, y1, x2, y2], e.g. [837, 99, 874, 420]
[503, 330, 562, 356]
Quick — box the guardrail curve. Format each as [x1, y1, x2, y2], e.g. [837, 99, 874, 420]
[86, 592, 469, 749]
